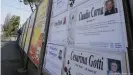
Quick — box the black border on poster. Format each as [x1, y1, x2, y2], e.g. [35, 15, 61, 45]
[19, 17, 31, 59]
[26, 0, 43, 69]
[24, 10, 37, 55]
[40, 0, 69, 74]
[17, 10, 37, 73]
[22, 17, 31, 51]
[23, 9, 38, 70]
[23, 17, 31, 53]
[19, 22, 26, 50]
[18, 22, 27, 60]
[18, 23, 25, 47]
[122, 0, 133, 73]
[26, 0, 52, 69]
[27, 0, 43, 68]
[37, 0, 53, 75]
[26, 9, 40, 69]
[20, 21, 27, 49]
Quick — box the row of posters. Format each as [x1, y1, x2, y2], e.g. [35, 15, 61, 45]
[47, 0, 127, 50]
[70, 0, 127, 50]
[44, 45, 128, 75]
[21, 18, 30, 49]
[28, 0, 49, 66]
[19, 22, 26, 47]
[63, 47, 127, 75]
[44, 44, 65, 75]
[43, 0, 129, 75]
[24, 10, 36, 53]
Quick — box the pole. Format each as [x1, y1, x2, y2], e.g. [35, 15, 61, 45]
[122, 0, 133, 73]
[23, 8, 38, 70]
[17, 8, 38, 75]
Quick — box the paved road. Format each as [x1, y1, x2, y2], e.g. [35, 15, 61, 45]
[1, 41, 23, 75]
[1, 41, 39, 75]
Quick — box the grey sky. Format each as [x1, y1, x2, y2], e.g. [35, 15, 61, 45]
[1, 0, 32, 26]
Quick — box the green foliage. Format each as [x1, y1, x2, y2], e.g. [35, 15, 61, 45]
[3, 15, 20, 37]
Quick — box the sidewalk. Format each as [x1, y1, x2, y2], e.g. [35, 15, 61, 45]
[1, 41, 23, 75]
[1, 40, 39, 75]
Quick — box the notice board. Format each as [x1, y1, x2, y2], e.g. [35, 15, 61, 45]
[28, 0, 49, 66]
[21, 18, 30, 49]
[43, 0, 130, 75]
[24, 10, 36, 54]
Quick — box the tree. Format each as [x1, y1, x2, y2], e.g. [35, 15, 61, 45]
[3, 13, 12, 28]
[23, 0, 40, 5]
[22, 0, 40, 12]
[3, 15, 20, 37]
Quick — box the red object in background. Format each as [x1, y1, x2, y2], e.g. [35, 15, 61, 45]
[64, 66, 67, 72]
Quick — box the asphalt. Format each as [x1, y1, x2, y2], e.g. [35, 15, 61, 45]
[1, 41, 23, 75]
[1, 41, 38, 75]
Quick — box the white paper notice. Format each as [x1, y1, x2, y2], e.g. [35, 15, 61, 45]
[48, 11, 69, 44]
[52, 0, 68, 17]
[24, 11, 36, 53]
[63, 47, 124, 75]
[44, 44, 65, 75]
[68, 0, 90, 8]
[69, 0, 127, 50]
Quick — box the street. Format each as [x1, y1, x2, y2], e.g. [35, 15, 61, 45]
[1, 41, 23, 75]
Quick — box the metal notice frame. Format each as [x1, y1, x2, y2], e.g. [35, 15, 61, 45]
[17, 9, 38, 73]
[18, 0, 133, 74]
[26, 0, 46, 68]
[21, 17, 31, 68]
[23, 9, 38, 70]
[18, 23, 25, 48]
[17, 10, 37, 74]
[23, 17, 31, 53]
[30, 0, 42, 68]
[22, 17, 31, 51]
[37, 0, 53, 75]
[24, 0, 52, 71]
[38, 0, 133, 75]
[19, 22, 26, 50]
[122, 0, 133, 73]
[19, 17, 31, 60]
[18, 22, 27, 62]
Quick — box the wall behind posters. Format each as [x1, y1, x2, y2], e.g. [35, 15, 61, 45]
[24, 10, 36, 53]
[43, 0, 130, 75]
[28, 0, 49, 66]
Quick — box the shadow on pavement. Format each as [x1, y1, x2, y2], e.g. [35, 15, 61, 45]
[1, 41, 39, 75]
[1, 41, 23, 75]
